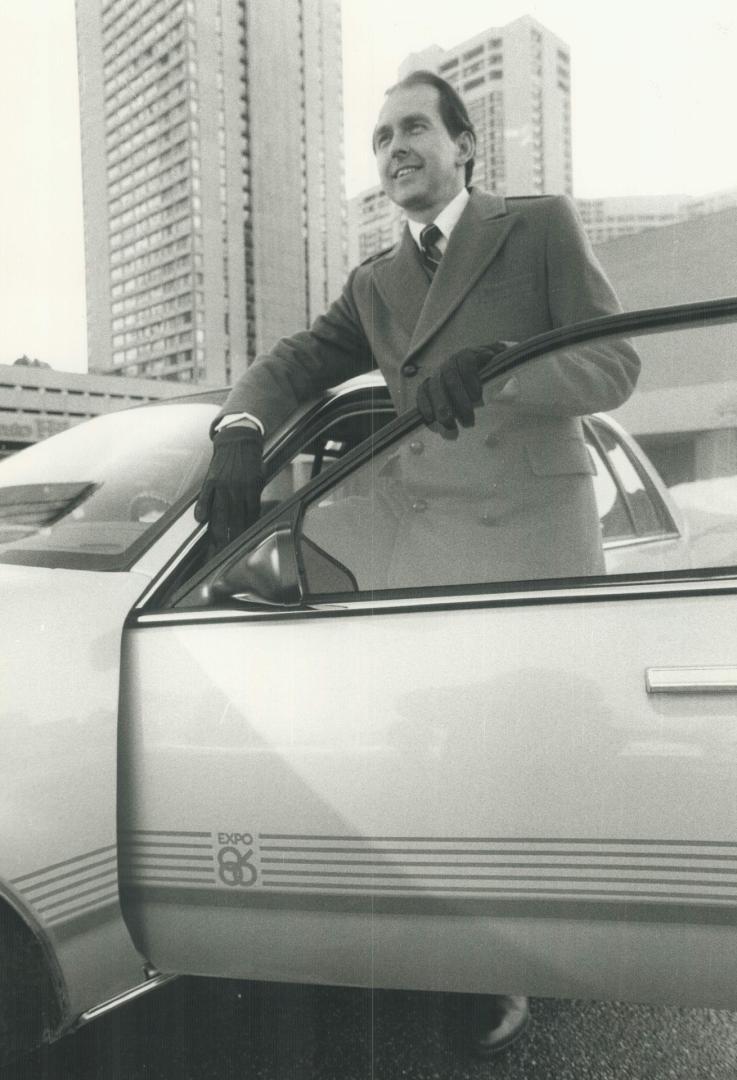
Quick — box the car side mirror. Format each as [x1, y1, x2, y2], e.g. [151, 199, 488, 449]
[208, 525, 301, 608]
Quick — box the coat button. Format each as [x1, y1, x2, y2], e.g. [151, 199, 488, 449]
[480, 510, 498, 526]
[409, 439, 424, 455]
[402, 362, 419, 377]
[484, 433, 500, 448]
[411, 499, 428, 513]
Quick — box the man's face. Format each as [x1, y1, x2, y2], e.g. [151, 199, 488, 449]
[373, 84, 471, 223]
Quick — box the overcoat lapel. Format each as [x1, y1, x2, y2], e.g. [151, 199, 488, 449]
[371, 228, 431, 344]
[408, 192, 519, 359]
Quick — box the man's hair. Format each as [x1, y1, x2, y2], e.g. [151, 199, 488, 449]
[386, 70, 476, 184]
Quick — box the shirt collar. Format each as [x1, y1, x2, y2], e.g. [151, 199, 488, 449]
[407, 187, 470, 252]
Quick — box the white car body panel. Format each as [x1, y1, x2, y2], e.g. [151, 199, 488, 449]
[0, 564, 152, 1022]
[118, 587, 737, 1008]
[670, 476, 737, 569]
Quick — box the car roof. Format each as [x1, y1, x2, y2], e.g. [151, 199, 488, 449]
[153, 386, 230, 406]
[147, 370, 387, 409]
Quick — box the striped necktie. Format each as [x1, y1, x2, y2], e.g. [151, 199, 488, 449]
[420, 223, 443, 276]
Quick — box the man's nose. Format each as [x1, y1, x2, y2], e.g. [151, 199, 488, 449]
[388, 131, 409, 157]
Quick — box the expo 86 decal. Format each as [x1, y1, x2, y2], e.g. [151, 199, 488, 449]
[217, 832, 258, 887]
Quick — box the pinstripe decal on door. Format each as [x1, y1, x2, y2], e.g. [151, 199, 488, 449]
[11, 845, 119, 928]
[120, 829, 217, 887]
[119, 832, 737, 906]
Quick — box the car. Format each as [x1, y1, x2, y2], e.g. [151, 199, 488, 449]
[669, 475, 737, 569]
[2, 297, 737, 1062]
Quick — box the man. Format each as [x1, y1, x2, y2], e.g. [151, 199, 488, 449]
[196, 71, 639, 1054]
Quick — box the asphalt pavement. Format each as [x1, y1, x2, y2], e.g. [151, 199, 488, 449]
[3, 978, 737, 1080]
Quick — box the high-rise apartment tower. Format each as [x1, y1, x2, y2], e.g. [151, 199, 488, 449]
[76, 0, 345, 385]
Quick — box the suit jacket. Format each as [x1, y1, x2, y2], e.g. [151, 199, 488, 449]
[219, 191, 641, 585]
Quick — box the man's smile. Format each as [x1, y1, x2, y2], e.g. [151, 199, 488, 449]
[393, 165, 421, 179]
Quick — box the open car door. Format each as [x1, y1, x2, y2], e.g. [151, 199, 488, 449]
[118, 300, 737, 1008]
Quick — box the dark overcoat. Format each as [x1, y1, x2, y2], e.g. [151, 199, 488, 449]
[218, 191, 641, 585]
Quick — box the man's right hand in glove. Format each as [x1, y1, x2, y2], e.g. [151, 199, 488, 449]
[194, 421, 264, 555]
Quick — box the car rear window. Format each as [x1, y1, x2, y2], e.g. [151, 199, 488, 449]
[0, 402, 217, 571]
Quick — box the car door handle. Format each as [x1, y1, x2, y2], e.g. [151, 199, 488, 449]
[646, 666, 737, 693]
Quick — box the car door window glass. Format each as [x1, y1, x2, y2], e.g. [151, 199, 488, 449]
[297, 321, 737, 596]
[299, 343, 633, 593]
[261, 405, 395, 509]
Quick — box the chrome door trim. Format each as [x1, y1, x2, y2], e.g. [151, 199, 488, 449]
[646, 666, 737, 694]
[74, 972, 178, 1030]
[603, 531, 681, 550]
[132, 573, 737, 627]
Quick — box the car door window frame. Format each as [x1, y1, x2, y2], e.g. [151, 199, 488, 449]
[587, 417, 680, 543]
[583, 420, 640, 543]
[260, 392, 395, 508]
[135, 296, 737, 619]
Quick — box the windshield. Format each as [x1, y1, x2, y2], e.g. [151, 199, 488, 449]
[0, 402, 217, 571]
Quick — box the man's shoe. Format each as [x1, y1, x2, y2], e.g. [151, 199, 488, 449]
[470, 994, 530, 1058]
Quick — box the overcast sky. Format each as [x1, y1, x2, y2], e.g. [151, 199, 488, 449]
[0, 0, 735, 372]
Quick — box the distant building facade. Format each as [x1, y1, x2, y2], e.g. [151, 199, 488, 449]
[595, 207, 737, 487]
[76, 0, 345, 387]
[687, 187, 737, 218]
[577, 195, 686, 245]
[349, 182, 737, 266]
[579, 188, 737, 244]
[346, 186, 405, 268]
[0, 364, 179, 456]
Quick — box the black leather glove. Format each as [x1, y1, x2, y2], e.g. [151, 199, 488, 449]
[416, 342, 511, 435]
[194, 424, 264, 554]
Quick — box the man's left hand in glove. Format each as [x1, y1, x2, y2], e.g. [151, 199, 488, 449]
[416, 342, 516, 436]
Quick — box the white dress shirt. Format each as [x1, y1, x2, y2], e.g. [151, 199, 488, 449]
[407, 186, 470, 254]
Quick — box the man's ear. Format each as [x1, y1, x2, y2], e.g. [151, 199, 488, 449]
[455, 130, 475, 166]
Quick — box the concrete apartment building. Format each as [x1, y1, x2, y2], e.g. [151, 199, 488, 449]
[348, 15, 572, 264]
[578, 188, 737, 244]
[578, 195, 686, 245]
[76, 0, 344, 387]
[0, 363, 179, 457]
[347, 184, 405, 268]
[594, 208, 737, 488]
